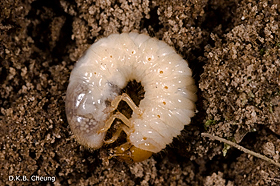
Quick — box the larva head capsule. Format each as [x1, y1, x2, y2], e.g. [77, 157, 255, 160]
[112, 142, 153, 163]
[65, 73, 120, 149]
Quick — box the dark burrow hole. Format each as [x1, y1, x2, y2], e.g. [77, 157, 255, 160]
[140, 5, 162, 35]
[26, 0, 74, 63]
[201, 0, 238, 34]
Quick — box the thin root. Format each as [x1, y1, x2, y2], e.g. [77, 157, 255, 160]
[201, 133, 280, 168]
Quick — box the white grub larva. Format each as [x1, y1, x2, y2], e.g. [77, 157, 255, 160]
[65, 32, 197, 162]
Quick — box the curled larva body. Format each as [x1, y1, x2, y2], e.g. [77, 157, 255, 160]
[66, 32, 197, 162]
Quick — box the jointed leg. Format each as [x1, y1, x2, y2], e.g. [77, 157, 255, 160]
[104, 125, 130, 144]
[98, 93, 142, 148]
[111, 93, 143, 116]
[98, 112, 131, 133]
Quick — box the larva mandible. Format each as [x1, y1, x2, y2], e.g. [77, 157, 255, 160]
[65, 32, 197, 162]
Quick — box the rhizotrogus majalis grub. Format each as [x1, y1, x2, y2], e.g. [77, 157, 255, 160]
[65, 32, 197, 162]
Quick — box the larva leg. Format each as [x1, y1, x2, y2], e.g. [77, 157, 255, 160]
[98, 112, 131, 133]
[111, 93, 143, 116]
[104, 125, 130, 144]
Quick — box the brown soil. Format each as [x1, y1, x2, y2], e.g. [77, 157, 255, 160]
[1, 0, 279, 185]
